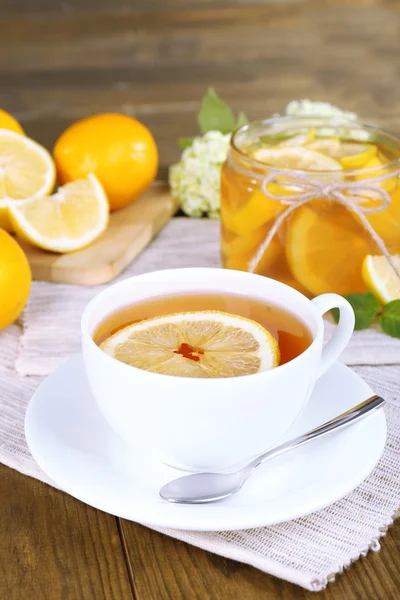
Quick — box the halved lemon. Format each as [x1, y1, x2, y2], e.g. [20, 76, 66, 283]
[362, 254, 400, 303]
[101, 311, 280, 378]
[286, 206, 371, 296]
[252, 146, 343, 172]
[0, 130, 55, 231]
[9, 174, 109, 253]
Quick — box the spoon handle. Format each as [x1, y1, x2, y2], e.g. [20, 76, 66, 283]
[246, 395, 385, 473]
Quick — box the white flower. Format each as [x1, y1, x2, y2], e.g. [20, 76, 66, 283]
[285, 99, 372, 142]
[285, 99, 357, 121]
[169, 131, 231, 218]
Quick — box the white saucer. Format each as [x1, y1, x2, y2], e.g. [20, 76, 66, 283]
[25, 355, 386, 532]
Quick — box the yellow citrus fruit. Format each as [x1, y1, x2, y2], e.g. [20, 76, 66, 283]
[0, 229, 31, 330]
[101, 311, 280, 378]
[9, 174, 109, 253]
[252, 146, 343, 172]
[306, 138, 341, 157]
[278, 127, 315, 147]
[224, 237, 281, 274]
[362, 254, 400, 303]
[286, 206, 371, 295]
[359, 186, 400, 251]
[355, 157, 397, 192]
[0, 130, 55, 231]
[0, 109, 25, 135]
[223, 147, 343, 238]
[222, 189, 285, 237]
[53, 113, 158, 211]
[338, 143, 377, 169]
[221, 225, 268, 258]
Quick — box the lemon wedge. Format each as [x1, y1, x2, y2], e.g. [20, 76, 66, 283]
[101, 311, 280, 378]
[252, 146, 343, 172]
[9, 174, 109, 253]
[0, 130, 55, 230]
[362, 254, 400, 303]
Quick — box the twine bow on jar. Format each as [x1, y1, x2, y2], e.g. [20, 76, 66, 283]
[248, 169, 400, 279]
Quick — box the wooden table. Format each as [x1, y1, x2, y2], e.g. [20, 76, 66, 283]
[1, 1, 400, 598]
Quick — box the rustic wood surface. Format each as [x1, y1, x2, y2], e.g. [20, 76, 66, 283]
[2, 0, 400, 598]
[19, 184, 177, 285]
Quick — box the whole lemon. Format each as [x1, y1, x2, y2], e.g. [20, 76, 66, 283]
[0, 230, 31, 330]
[0, 109, 25, 135]
[53, 113, 159, 211]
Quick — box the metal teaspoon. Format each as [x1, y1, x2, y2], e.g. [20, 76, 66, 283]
[159, 395, 385, 504]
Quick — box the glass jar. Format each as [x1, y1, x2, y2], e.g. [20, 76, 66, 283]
[220, 116, 400, 296]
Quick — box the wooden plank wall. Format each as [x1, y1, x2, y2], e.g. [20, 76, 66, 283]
[1, 0, 400, 179]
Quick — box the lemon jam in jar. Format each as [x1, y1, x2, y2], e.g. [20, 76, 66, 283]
[220, 117, 400, 296]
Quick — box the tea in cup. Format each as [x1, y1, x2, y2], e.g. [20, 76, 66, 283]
[81, 268, 354, 471]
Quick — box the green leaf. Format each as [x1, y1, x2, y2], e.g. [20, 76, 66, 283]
[331, 292, 380, 330]
[379, 300, 400, 338]
[178, 136, 195, 149]
[235, 111, 248, 130]
[197, 87, 236, 135]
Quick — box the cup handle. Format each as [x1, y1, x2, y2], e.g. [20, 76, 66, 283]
[311, 293, 355, 378]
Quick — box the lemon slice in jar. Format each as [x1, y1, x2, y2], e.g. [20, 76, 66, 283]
[100, 311, 280, 378]
[362, 254, 400, 303]
[306, 138, 342, 157]
[338, 143, 378, 169]
[223, 147, 343, 238]
[354, 156, 397, 192]
[286, 206, 371, 296]
[252, 146, 343, 172]
[277, 128, 316, 147]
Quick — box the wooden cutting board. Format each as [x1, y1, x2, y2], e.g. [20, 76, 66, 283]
[17, 184, 178, 286]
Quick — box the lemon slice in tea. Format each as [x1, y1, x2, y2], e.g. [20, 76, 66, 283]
[100, 311, 280, 378]
[362, 254, 400, 303]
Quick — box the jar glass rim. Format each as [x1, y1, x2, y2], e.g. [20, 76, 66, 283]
[230, 115, 400, 177]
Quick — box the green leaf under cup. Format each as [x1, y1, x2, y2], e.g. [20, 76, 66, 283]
[331, 291, 380, 330]
[379, 300, 400, 338]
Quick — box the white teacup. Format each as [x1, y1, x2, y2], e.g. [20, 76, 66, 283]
[81, 268, 354, 471]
